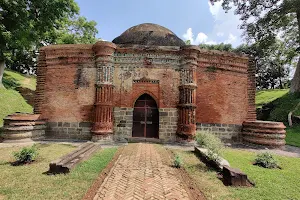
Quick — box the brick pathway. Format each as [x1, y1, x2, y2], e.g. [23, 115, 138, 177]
[93, 143, 191, 200]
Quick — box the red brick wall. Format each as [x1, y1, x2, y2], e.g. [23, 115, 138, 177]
[36, 45, 253, 127]
[113, 67, 180, 108]
[196, 51, 249, 125]
[36, 45, 95, 122]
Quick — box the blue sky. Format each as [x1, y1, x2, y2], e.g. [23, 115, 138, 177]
[75, 0, 243, 47]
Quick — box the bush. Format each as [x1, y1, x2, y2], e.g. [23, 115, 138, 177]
[196, 131, 224, 161]
[13, 144, 38, 164]
[173, 154, 182, 168]
[254, 152, 279, 169]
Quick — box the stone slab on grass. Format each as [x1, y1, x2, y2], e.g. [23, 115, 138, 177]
[194, 146, 230, 171]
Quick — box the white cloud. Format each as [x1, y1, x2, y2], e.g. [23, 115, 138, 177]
[208, 1, 222, 20]
[182, 2, 242, 47]
[195, 32, 208, 44]
[208, 1, 243, 46]
[183, 28, 216, 45]
[183, 28, 194, 44]
[224, 34, 237, 44]
[217, 32, 224, 37]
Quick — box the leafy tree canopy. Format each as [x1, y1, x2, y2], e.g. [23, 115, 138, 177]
[209, 0, 300, 92]
[0, 0, 80, 60]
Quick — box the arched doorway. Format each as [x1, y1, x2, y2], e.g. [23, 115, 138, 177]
[132, 94, 159, 138]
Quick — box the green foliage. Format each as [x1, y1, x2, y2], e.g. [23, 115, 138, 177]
[173, 154, 182, 168]
[223, 149, 300, 199]
[210, 0, 299, 92]
[0, 0, 79, 58]
[0, 0, 98, 75]
[0, 144, 117, 199]
[2, 73, 21, 89]
[235, 41, 293, 90]
[285, 124, 300, 147]
[199, 43, 234, 51]
[268, 93, 300, 123]
[185, 40, 191, 45]
[0, 69, 35, 126]
[13, 145, 38, 164]
[286, 125, 300, 147]
[196, 131, 224, 161]
[47, 16, 98, 45]
[255, 89, 289, 108]
[254, 152, 279, 169]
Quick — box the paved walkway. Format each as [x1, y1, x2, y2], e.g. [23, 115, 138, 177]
[93, 143, 191, 200]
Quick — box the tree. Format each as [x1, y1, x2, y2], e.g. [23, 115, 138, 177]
[45, 16, 98, 45]
[235, 41, 293, 90]
[0, 0, 79, 86]
[210, 0, 300, 92]
[198, 43, 234, 51]
[6, 16, 99, 75]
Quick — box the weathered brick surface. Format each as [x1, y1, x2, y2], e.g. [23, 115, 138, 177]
[196, 67, 248, 125]
[35, 40, 253, 141]
[93, 144, 190, 200]
[113, 66, 180, 108]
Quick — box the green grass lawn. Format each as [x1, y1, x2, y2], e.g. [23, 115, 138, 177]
[256, 89, 289, 108]
[3, 69, 36, 90]
[0, 88, 33, 126]
[176, 148, 300, 200]
[0, 144, 117, 200]
[0, 69, 36, 127]
[286, 126, 300, 147]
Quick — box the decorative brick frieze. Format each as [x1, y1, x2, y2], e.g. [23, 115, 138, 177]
[177, 46, 199, 139]
[196, 123, 242, 141]
[91, 41, 116, 141]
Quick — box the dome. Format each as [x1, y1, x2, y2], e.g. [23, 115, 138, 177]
[112, 23, 185, 46]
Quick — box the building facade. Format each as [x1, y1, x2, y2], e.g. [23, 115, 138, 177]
[35, 23, 256, 143]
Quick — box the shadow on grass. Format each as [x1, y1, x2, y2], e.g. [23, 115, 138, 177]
[3, 73, 21, 89]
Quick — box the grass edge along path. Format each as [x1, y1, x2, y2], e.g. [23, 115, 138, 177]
[174, 148, 300, 200]
[0, 144, 117, 200]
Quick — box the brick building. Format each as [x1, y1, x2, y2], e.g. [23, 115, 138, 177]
[35, 23, 256, 143]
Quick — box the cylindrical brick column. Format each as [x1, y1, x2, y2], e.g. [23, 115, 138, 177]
[177, 46, 199, 140]
[242, 120, 286, 148]
[91, 41, 116, 141]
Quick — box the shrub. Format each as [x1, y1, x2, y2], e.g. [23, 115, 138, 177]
[196, 131, 224, 161]
[173, 154, 182, 168]
[13, 144, 38, 164]
[254, 152, 279, 169]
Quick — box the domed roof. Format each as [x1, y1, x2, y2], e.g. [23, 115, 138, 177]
[112, 23, 185, 46]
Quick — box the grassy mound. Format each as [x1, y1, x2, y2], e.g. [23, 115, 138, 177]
[256, 89, 289, 108]
[0, 69, 36, 126]
[256, 89, 300, 147]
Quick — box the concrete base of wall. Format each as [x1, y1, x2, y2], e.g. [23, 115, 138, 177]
[46, 122, 92, 140]
[196, 123, 242, 142]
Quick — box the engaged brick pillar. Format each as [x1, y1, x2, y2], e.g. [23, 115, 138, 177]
[91, 41, 116, 142]
[177, 46, 199, 140]
[246, 57, 257, 121]
[34, 49, 46, 116]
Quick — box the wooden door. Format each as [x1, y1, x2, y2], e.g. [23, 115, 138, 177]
[132, 94, 159, 138]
